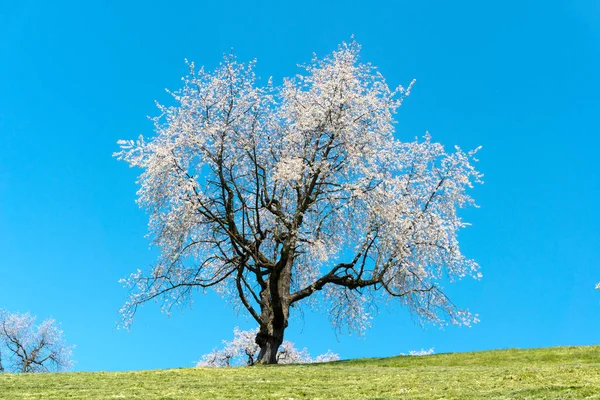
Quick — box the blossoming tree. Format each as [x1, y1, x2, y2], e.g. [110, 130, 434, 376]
[0, 310, 73, 373]
[116, 41, 483, 364]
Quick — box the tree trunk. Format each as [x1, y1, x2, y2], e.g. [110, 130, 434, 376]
[255, 328, 284, 364]
[255, 298, 289, 364]
[255, 256, 293, 364]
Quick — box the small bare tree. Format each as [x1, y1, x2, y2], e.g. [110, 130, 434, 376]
[0, 310, 74, 373]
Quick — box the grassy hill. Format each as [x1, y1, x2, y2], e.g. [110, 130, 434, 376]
[1, 346, 600, 399]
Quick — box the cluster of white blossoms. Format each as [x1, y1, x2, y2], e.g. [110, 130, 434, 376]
[195, 327, 339, 367]
[116, 40, 482, 340]
[402, 348, 435, 356]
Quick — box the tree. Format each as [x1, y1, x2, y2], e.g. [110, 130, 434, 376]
[116, 41, 483, 364]
[0, 310, 73, 373]
[196, 327, 339, 367]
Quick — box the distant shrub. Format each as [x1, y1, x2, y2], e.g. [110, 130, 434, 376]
[402, 348, 435, 356]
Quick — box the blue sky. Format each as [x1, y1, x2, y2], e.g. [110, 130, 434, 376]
[1, 0, 599, 372]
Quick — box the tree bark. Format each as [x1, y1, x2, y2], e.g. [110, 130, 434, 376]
[255, 294, 289, 364]
[255, 328, 284, 364]
[254, 255, 293, 364]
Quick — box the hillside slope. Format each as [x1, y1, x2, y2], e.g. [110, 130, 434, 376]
[1, 346, 600, 399]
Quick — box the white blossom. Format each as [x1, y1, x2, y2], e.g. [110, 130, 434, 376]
[313, 350, 340, 363]
[402, 348, 435, 356]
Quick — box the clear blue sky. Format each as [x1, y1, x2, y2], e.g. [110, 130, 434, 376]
[1, 0, 599, 372]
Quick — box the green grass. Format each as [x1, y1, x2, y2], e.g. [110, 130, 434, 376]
[2, 346, 600, 399]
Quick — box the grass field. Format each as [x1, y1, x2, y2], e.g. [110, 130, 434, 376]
[1, 346, 600, 399]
